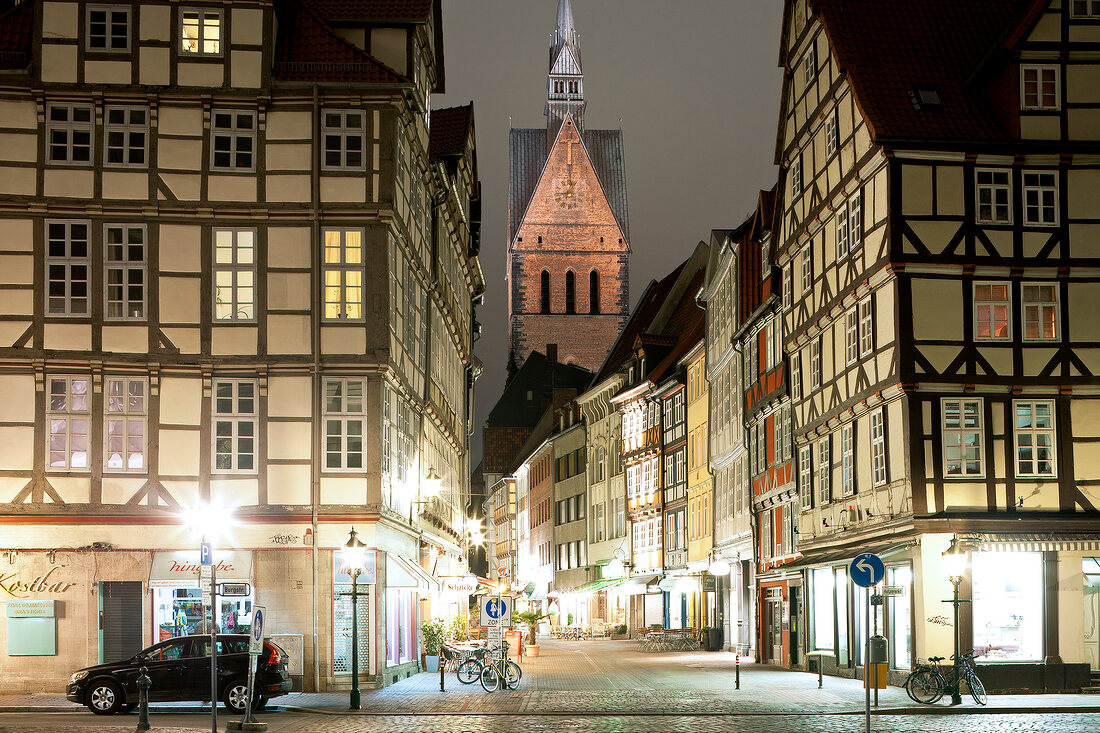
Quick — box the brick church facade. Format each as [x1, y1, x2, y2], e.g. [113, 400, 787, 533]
[507, 0, 630, 374]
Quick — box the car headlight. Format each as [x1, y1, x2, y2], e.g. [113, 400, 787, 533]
[70, 671, 89, 683]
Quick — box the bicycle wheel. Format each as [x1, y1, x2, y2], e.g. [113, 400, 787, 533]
[479, 662, 500, 692]
[505, 660, 522, 688]
[905, 668, 943, 704]
[965, 671, 988, 705]
[456, 659, 480, 684]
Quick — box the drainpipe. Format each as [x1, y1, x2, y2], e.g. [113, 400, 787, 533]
[311, 84, 322, 694]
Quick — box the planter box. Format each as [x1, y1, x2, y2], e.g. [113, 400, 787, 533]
[424, 655, 440, 673]
[610, 633, 628, 640]
[526, 644, 540, 657]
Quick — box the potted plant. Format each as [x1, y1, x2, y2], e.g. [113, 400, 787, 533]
[421, 618, 446, 672]
[514, 610, 550, 657]
[610, 623, 628, 640]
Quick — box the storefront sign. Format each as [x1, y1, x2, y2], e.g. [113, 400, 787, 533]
[149, 550, 253, 587]
[442, 575, 478, 593]
[5, 599, 56, 617]
[334, 550, 377, 584]
[0, 567, 77, 598]
[702, 574, 717, 593]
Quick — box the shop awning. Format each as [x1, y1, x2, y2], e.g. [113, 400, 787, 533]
[777, 542, 914, 572]
[566, 577, 627, 595]
[149, 550, 252, 588]
[978, 533, 1100, 552]
[622, 573, 660, 596]
[386, 554, 441, 592]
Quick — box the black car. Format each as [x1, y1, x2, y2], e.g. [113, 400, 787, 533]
[66, 634, 292, 715]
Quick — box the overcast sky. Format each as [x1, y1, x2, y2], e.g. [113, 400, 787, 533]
[433, 0, 785, 460]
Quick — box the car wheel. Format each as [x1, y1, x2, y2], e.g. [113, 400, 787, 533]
[86, 680, 123, 715]
[222, 679, 250, 714]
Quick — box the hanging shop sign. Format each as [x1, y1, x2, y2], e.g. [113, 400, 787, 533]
[442, 575, 478, 593]
[0, 566, 77, 598]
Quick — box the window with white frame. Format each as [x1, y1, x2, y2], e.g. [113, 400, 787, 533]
[841, 423, 855, 496]
[801, 246, 812, 293]
[836, 201, 849, 259]
[756, 420, 766, 472]
[817, 435, 830, 505]
[824, 108, 838, 159]
[810, 337, 822, 389]
[761, 240, 770, 279]
[211, 110, 255, 171]
[87, 5, 130, 52]
[976, 169, 1011, 224]
[324, 378, 366, 470]
[214, 229, 256, 321]
[181, 8, 222, 56]
[1021, 65, 1059, 110]
[790, 155, 802, 199]
[803, 44, 816, 86]
[870, 408, 887, 487]
[213, 380, 257, 472]
[1022, 283, 1058, 341]
[774, 413, 783, 467]
[799, 445, 812, 508]
[47, 376, 90, 470]
[943, 398, 983, 477]
[974, 282, 1011, 340]
[46, 221, 90, 316]
[322, 110, 366, 170]
[783, 264, 792, 308]
[1072, 0, 1100, 16]
[104, 106, 148, 167]
[104, 224, 146, 320]
[849, 190, 862, 250]
[858, 297, 873, 358]
[1014, 400, 1056, 477]
[1022, 171, 1057, 226]
[761, 510, 772, 561]
[47, 103, 93, 164]
[324, 228, 364, 320]
[845, 309, 858, 365]
[782, 503, 794, 555]
[104, 376, 146, 471]
[791, 350, 802, 401]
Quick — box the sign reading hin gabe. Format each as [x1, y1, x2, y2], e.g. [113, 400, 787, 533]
[149, 550, 253, 587]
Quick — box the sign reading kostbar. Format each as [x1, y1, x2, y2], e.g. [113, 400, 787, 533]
[480, 596, 511, 628]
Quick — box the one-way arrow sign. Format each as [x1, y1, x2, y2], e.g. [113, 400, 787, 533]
[850, 553, 885, 587]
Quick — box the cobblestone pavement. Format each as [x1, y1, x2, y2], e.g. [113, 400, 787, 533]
[2, 712, 1100, 733]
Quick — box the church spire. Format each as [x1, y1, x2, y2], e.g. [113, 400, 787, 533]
[546, 0, 585, 142]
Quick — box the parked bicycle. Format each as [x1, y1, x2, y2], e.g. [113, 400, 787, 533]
[905, 649, 987, 705]
[453, 642, 522, 690]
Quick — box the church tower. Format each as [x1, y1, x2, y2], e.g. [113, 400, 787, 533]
[507, 0, 630, 375]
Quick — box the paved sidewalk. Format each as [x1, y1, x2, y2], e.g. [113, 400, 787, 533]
[5, 639, 1099, 717]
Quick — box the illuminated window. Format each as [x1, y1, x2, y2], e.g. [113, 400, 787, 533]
[943, 398, 983, 477]
[1014, 400, 1056, 477]
[47, 376, 91, 470]
[323, 229, 364, 320]
[181, 8, 222, 56]
[973, 552, 1044, 661]
[105, 377, 146, 472]
[1022, 283, 1058, 341]
[213, 229, 256, 321]
[974, 282, 1011, 340]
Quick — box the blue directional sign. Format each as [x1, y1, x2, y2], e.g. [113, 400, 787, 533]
[200, 542, 213, 566]
[850, 553, 885, 587]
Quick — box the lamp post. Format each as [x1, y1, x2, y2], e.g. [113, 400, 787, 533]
[341, 527, 367, 710]
[942, 535, 970, 705]
[410, 467, 443, 524]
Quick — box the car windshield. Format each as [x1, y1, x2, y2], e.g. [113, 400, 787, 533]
[191, 638, 249, 656]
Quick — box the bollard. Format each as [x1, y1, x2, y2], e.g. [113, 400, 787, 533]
[818, 659, 823, 689]
[735, 651, 740, 690]
[135, 666, 151, 732]
[440, 653, 445, 692]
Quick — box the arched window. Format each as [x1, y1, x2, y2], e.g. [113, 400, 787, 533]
[590, 270, 600, 313]
[540, 270, 551, 313]
[565, 270, 576, 314]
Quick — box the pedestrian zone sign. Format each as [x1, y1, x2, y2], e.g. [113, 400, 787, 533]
[480, 596, 511, 628]
[250, 606, 266, 655]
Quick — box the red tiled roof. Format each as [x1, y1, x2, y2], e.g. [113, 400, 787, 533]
[430, 104, 472, 157]
[274, 0, 410, 83]
[0, 0, 33, 70]
[735, 189, 776, 329]
[813, 0, 1036, 143]
[307, 0, 433, 20]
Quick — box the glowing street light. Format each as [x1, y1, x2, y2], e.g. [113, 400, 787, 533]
[341, 527, 368, 710]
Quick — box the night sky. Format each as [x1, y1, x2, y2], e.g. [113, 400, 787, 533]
[433, 0, 785, 460]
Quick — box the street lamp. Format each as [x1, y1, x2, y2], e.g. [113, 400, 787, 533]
[942, 534, 971, 705]
[410, 467, 443, 524]
[341, 527, 367, 710]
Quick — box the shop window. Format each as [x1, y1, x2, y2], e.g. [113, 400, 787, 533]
[812, 566, 834, 651]
[47, 376, 90, 470]
[104, 224, 146, 320]
[104, 377, 146, 471]
[334, 557, 370, 674]
[888, 565, 912, 669]
[323, 228, 365, 320]
[834, 566, 849, 666]
[212, 379, 257, 472]
[46, 220, 90, 315]
[972, 552, 1044, 662]
[324, 377, 366, 470]
[386, 587, 416, 666]
[214, 229, 256, 321]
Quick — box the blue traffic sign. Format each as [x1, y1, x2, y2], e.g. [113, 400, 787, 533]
[485, 598, 506, 619]
[850, 553, 885, 587]
[200, 542, 212, 566]
[250, 606, 266, 655]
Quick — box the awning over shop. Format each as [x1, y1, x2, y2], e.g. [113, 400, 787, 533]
[386, 554, 441, 592]
[566, 577, 627, 595]
[622, 573, 660, 595]
[978, 533, 1100, 552]
[777, 541, 914, 572]
[149, 550, 253, 588]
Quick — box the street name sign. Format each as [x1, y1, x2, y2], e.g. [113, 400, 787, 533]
[218, 582, 250, 597]
[883, 586, 904, 596]
[850, 553, 885, 588]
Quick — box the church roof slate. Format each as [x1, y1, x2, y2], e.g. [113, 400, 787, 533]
[0, 0, 33, 70]
[508, 126, 629, 245]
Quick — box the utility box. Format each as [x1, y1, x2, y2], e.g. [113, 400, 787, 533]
[269, 633, 304, 692]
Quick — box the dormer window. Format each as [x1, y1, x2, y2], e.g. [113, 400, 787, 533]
[908, 88, 943, 111]
[1021, 65, 1059, 110]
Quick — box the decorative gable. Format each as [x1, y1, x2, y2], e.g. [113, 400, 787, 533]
[551, 45, 581, 76]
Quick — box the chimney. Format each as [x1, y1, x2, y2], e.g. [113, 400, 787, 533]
[547, 343, 558, 363]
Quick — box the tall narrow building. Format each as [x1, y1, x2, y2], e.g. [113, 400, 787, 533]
[507, 0, 630, 374]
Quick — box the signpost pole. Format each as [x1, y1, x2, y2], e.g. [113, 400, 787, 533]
[864, 585, 870, 733]
[210, 559, 217, 733]
[849, 553, 883, 733]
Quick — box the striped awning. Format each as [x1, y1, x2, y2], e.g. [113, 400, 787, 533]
[978, 533, 1100, 553]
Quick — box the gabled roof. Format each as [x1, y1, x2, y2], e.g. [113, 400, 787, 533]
[733, 190, 778, 330]
[430, 104, 473, 157]
[274, 0, 411, 84]
[811, 0, 1036, 144]
[0, 0, 33, 70]
[643, 270, 707, 388]
[307, 1, 433, 21]
[487, 350, 593, 428]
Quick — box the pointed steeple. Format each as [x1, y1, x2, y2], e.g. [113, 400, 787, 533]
[546, 0, 585, 143]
